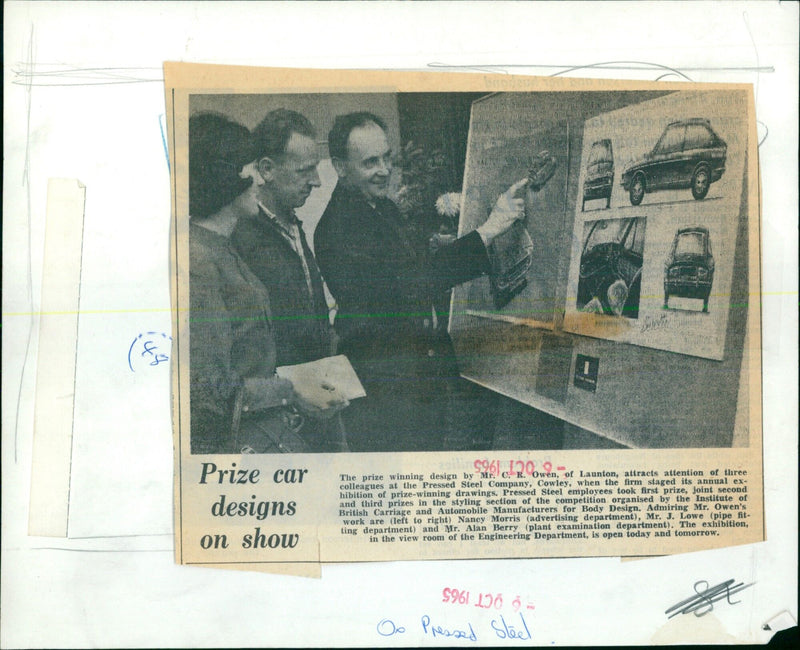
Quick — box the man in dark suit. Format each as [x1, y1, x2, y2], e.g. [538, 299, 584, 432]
[232, 109, 347, 451]
[232, 109, 334, 367]
[314, 111, 526, 452]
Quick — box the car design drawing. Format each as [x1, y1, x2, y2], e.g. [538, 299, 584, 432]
[577, 217, 646, 319]
[620, 118, 726, 206]
[582, 138, 614, 211]
[664, 227, 714, 312]
[487, 151, 558, 309]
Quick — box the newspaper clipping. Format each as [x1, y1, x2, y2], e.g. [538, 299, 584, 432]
[166, 64, 762, 572]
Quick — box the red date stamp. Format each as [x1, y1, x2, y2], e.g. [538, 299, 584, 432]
[442, 588, 535, 613]
[473, 459, 566, 477]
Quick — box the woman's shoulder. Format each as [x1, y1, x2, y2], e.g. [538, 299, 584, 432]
[190, 222, 231, 272]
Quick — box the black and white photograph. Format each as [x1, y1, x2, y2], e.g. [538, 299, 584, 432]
[184, 88, 753, 454]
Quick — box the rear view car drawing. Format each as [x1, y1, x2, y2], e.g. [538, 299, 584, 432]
[582, 138, 614, 211]
[621, 119, 727, 206]
[664, 227, 714, 312]
[577, 217, 646, 319]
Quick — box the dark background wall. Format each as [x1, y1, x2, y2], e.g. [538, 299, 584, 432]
[397, 92, 485, 193]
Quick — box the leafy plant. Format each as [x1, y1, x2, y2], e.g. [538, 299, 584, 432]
[395, 140, 457, 244]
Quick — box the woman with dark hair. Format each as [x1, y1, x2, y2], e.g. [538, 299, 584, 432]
[189, 112, 325, 453]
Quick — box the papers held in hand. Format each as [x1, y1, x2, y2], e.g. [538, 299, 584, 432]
[276, 355, 366, 411]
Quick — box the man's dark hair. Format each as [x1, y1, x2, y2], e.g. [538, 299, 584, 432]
[252, 108, 316, 161]
[328, 112, 388, 160]
[189, 112, 254, 218]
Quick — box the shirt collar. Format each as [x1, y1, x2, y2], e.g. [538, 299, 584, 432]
[257, 200, 300, 236]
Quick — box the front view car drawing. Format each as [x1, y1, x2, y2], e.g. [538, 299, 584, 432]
[621, 118, 727, 206]
[664, 227, 715, 312]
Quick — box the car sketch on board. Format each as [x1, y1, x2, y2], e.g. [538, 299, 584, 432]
[582, 138, 614, 211]
[620, 118, 726, 206]
[664, 226, 715, 312]
[577, 217, 646, 319]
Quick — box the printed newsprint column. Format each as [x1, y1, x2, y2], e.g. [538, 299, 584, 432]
[165, 63, 763, 570]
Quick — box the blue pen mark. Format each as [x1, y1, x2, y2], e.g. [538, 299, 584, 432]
[490, 613, 532, 641]
[376, 619, 406, 636]
[128, 331, 172, 372]
[421, 615, 478, 642]
[158, 114, 170, 171]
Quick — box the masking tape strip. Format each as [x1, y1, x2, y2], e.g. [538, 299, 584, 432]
[28, 179, 86, 537]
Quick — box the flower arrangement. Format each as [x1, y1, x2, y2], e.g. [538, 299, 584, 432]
[435, 191, 461, 226]
[428, 191, 461, 254]
[395, 140, 455, 246]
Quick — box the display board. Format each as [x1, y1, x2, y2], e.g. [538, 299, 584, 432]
[458, 118, 570, 323]
[449, 90, 752, 449]
[564, 91, 748, 360]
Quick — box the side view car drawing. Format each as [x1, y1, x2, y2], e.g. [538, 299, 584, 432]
[663, 226, 715, 312]
[577, 217, 646, 319]
[582, 138, 614, 211]
[620, 118, 726, 206]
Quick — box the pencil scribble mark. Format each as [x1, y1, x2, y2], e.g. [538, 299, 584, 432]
[665, 579, 754, 618]
[654, 73, 684, 82]
[431, 55, 773, 150]
[756, 122, 768, 148]
[12, 64, 163, 87]
[428, 61, 773, 77]
[548, 61, 695, 82]
[740, 11, 770, 148]
[14, 23, 36, 464]
[742, 12, 761, 106]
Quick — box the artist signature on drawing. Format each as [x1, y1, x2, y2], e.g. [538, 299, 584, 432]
[640, 312, 671, 334]
[128, 331, 172, 372]
[665, 579, 754, 618]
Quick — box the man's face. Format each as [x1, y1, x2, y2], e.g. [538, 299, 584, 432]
[264, 132, 321, 212]
[337, 122, 392, 201]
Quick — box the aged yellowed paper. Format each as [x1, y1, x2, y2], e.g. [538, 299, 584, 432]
[165, 63, 762, 571]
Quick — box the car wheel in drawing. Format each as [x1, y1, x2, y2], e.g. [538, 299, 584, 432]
[629, 173, 645, 206]
[691, 164, 711, 200]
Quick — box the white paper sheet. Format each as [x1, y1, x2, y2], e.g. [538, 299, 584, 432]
[277, 355, 366, 407]
[2, 1, 796, 646]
